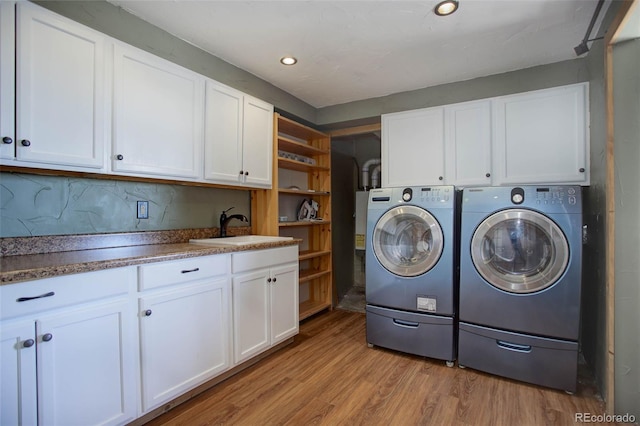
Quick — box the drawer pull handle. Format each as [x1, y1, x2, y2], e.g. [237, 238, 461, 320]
[23, 339, 35, 348]
[42, 333, 53, 342]
[181, 268, 200, 274]
[17, 291, 55, 302]
[392, 319, 419, 328]
[144, 309, 152, 317]
[496, 340, 531, 353]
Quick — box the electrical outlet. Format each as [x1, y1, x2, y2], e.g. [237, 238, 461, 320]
[137, 201, 149, 219]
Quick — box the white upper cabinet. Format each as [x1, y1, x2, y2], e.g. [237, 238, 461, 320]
[204, 80, 273, 188]
[382, 83, 589, 188]
[13, 2, 106, 169]
[492, 83, 589, 185]
[241, 96, 273, 187]
[2, 2, 275, 187]
[0, 2, 16, 160]
[444, 100, 492, 187]
[382, 107, 445, 187]
[112, 44, 204, 179]
[204, 81, 243, 183]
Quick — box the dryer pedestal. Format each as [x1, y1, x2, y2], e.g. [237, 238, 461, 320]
[366, 305, 455, 362]
[458, 322, 578, 393]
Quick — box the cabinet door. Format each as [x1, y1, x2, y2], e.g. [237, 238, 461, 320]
[37, 299, 137, 426]
[15, 2, 106, 169]
[204, 81, 244, 184]
[0, 320, 37, 426]
[113, 44, 204, 179]
[492, 83, 589, 185]
[270, 263, 299, 345]
[382, 107, 445, 187]
[0, 2, 15, 160]
[232, 269, 270, 364]
[139, 279, 230, 412]
[445, 100, 492, 186]
[241, 96, 273, 188]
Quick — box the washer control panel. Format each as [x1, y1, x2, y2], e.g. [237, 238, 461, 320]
[416, 187, 451, 203]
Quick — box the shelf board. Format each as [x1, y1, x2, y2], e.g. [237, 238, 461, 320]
[278, 136, 329, 157]
[279, 220, 330, 227]
[278, 188, 330, 196]
[299, 268, 331, 283]
[277, 115, 329, 141]
[299, 300, 331, 321]
[278, 158, 330, 173]
[299, 249, 331, 261]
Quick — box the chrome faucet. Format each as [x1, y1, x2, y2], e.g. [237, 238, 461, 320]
[219, 207, 248, 237]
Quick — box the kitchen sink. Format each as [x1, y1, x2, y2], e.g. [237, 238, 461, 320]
[189, 235, 294, 246]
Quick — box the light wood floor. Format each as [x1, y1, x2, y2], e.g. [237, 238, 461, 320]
[147, 309, 609, 426]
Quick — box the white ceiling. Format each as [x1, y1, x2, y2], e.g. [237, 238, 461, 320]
[107, 0, 610, 109]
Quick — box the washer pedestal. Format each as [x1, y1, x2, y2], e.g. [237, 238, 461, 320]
[366, 305, 455, 362]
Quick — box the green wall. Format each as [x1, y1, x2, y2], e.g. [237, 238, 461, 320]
[0, 173, 250, 237]
[613, 37, 640, 418]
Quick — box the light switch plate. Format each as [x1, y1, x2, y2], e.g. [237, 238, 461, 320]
[137, 201, 149, 219]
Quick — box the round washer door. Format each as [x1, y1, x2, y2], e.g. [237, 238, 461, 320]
[372, 205, 444, 277]
[471, 209, 569, 294]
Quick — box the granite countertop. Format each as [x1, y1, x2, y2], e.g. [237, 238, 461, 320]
[0, 229, 301, 285]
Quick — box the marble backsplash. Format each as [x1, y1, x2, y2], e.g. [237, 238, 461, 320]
[0, 173, 252, 238]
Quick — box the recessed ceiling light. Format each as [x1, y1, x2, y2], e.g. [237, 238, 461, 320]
[280, 56, 297, 66]
[434, 0, 459, 16]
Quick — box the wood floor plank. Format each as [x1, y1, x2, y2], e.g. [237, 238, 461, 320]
[145, 310, 611, 426]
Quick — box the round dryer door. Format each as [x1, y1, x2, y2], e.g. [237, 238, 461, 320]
[372, 205, 444, 277]
[471, 209, 569, 294]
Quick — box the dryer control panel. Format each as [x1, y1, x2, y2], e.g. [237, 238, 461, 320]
[534, 187, 578, 206]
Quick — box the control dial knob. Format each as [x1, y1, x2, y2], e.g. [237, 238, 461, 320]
[401, 188, 413, 202]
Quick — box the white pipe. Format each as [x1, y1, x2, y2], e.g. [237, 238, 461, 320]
[361, 158, 381, 190]
[370, 164, 382, 188]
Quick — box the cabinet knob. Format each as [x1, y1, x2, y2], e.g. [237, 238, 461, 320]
[239, 170, 244, 175]
[244, 171, 249, 176]
[116, 154, 124, 160]
[2, 136, 12, 144]
[144, 309, 152, 316]
[272, 277, 277, 282]
[23, 339, 35, 348]
[42, 333, 53, 342]
[579, 168, 585, 173]
[438, 176, 443, 181]
[486, 173, 491, 178]
[21, 139, 31, 147]
[267, 278, 272, 283]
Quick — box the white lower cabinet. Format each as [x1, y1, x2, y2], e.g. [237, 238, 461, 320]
[1, 320, 37, 426]
[137, 255, 231, 413]
[0, 267, 138, 426]
[1, 248, 299, 424]
[232, 246, 299, 364]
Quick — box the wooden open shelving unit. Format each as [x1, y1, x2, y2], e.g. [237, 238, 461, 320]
[252, 113, 333, 321]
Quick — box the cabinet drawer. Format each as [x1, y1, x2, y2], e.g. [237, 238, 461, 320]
[0, 267, 134, 320]
[138, 255, 229, 291]
[231, 246, 298, 274]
